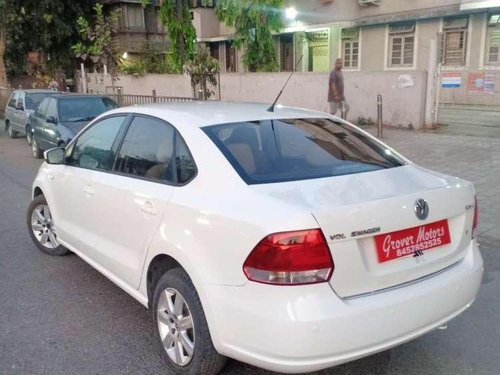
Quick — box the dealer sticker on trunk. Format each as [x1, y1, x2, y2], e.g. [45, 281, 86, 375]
[374, 219, 451, 263]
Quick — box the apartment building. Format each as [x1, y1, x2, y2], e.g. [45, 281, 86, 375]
[193, 0, 500, 136]
[100, 0, 168, 55]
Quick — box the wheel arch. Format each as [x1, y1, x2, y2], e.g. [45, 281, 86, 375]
[33, 186, 44, 200]
[146, 254, 184, 309]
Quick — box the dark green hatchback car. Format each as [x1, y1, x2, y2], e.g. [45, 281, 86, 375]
[30, 94, 118, 158]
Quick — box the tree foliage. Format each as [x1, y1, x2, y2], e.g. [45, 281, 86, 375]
[184, 46, 220, 100]
[4, 0, 96, 77]
[0, 0, 9, 86]
[215, 0, 284, 72]
[72, 4, 120, 74]
[159, 0, 197, 73]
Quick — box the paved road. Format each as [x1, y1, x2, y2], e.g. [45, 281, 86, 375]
[0, 122, 498, 375]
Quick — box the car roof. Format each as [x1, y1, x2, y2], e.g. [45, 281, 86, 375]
[50, 94, 109, 100]
[105, 101, 331, 128]
[14, 89, 56, 94]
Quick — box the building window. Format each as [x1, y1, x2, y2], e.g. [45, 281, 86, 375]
[225, 41, 237, 72]
[341, 28, 359, 69]
[125, 4, 145, 30]
[486, 14, 500, 65]
[189, 0, 216, 8]
[442, 17, 468, 66]
[280, 33, 294, 72]
[306, 30, 329, 72]
[388, 22, 415, 67]
[207, 42, 220, 61]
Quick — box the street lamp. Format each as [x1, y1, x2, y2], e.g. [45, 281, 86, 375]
[285, 7, 298, 20]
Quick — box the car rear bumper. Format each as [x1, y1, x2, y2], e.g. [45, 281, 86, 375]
[205, 241, 483, 373]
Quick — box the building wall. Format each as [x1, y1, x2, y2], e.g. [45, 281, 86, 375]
[86, 71, 428, 129]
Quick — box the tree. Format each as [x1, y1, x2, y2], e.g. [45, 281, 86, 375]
[72, 4, 120, 74]
[216, 0, 284, 72]
[159, 0, 197, 73]
[5, 0, 96, 77]
[0, 0, 10, 86]
[184, 46, 220, 100]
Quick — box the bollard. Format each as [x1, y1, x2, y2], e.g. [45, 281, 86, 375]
[152, 89, 157, 103]
[377, 94, 383, 139]
[340, 102, 346, 120]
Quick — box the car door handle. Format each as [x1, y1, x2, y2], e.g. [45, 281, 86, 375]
[140, 201, 157, 216]
[84, 185, 95, 196]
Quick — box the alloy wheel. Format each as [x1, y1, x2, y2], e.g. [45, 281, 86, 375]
[157, 287, 195, 367]
[7, 124, 15, 137]
[26, 130, 32, 145]
[30, 204, 59, 249]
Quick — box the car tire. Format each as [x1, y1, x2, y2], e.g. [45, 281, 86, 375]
[32, 138, 42, 159]
[27, 194, 70, 256]
[26, 125, 32, 145]
[6, 121, 18, 138]
[152, 268, 227, 375]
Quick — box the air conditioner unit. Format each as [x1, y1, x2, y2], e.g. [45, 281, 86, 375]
[359, 0, 380, 6]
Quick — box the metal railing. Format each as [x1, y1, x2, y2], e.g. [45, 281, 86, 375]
[106, 89, 198, 107]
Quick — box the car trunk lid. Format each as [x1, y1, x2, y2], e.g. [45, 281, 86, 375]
[251, 165, 475, 298]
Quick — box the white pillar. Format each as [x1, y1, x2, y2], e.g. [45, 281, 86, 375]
[81, 63, 87, 94]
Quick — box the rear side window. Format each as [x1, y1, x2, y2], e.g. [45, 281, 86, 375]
[8, 93, 18, 108]
[115, 116, 176, 182]
[175, 135, 196, 184]
[203, 118, 405, 184]
[69, 116, 126, 171]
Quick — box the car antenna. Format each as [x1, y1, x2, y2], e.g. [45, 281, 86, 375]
[267, 55, 303, 112]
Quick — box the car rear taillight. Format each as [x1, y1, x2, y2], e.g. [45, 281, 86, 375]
[243, 229, 334, 285]
[472, 195, 478, 239]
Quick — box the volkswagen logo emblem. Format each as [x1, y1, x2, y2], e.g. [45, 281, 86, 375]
[414, 199, 429, 220]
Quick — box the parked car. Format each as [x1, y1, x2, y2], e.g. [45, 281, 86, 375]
[4, 89, 57, 142]
[27, 102, 483, 375]
[30, 94, 118, 158]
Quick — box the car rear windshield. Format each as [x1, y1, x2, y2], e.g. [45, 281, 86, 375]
[25, 93, 53, 110]
[203, 118, 406, 184]
[59, 97, 119, 122]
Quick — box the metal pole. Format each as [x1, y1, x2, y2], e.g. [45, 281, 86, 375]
[217, 71, 221, 101]
[377, 94, 383, 139]
[152, 89, 157, 103]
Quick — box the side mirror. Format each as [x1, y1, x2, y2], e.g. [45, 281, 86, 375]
[46, 116, 57, 124]
[44, 147, 65, 165]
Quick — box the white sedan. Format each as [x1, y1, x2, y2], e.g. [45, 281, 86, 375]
[27, 102, 483, 374]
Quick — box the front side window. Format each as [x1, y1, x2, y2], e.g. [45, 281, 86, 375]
[486, 14, 500, 65]
[45, 99, 58, 120]
[388, 22, 415, 67]
[442, 17, 468, 66]
[35, 99, 50, 119]
[69, 116, 126, 171]
[203, 118, 405, 185]
[115, 116, 176, 182]
[341, 28, 360, 69]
